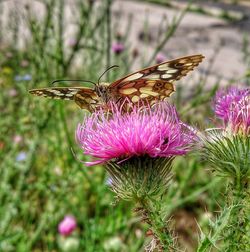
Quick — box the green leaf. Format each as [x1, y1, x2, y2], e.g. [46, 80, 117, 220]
[197, 206, 235, 252]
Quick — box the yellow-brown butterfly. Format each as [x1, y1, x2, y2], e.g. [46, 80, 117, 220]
[29, 54, 204, 111]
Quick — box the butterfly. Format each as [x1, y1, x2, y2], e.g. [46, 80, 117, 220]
[29, 54, 204, 111]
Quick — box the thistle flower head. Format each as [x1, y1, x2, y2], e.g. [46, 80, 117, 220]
[111, 42, 125, 54]
[213, 87, 249, 123]
[204, 86, 250, 180]
[77, 101, 197, 200]
[228, 95, 250, 136]
[213, 86, 250, 136]
[76, 101, 197, 166]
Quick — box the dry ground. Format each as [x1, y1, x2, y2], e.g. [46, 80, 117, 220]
[2, 0, 250, 86]
[113, 0, 250, 85]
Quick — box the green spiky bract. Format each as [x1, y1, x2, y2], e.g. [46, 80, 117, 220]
[106, 156, 173, 200]
[106, 156, 175, 251]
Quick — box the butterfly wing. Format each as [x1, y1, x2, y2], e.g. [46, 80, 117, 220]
[29, 87, 100, 111]
[109, 54, 204, 104]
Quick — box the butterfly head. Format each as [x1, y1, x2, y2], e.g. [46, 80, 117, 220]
[95, 82, 111, 102]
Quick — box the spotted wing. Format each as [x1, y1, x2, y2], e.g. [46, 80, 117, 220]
[29, 87, 100, 111]
[110, 54, 204, 104]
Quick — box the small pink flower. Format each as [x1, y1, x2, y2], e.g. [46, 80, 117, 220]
[13, 135, 22, 144]
[58, 215, 77, 236]
[76, 101, 197, 166]
[8, 88, 18, 97]
[155, 53, 166, 64]
[67, 38, 77, 47]
[111, 42, 125, 54]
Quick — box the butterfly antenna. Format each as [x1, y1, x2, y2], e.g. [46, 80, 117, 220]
[51, 79, 96, 86]
[97, 65, 119, 85]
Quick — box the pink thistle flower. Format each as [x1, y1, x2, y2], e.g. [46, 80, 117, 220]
[58, 215, 77, 236]
[213, 86, 250, 135]
[76, 101, 197, 166]
[111, 42, 125, 54]
[155, 53, 166, 64]
[213, 87, 250, 123]
[228, 95, 250, 135]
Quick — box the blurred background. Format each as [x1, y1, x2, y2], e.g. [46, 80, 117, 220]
[0, 0, 250, 251]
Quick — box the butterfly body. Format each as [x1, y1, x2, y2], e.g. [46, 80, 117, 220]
[29, 54, 204, 111]
[95, 82, 114, 103]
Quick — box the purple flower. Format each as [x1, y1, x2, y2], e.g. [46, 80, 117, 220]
[111, 42, 125, 54]
[16, 152, 27, 162]
[58, 215, 77, 236]
[15, 74, 32, 82]
[67, 38, 77, 47]
[229, 95, 250, 135]
[213, 87, 250, 135]
[155, 53, 166, 64]
[76, 101, 197, 166]
[213, 87, 249, 123]
[23, 74, 32, 81]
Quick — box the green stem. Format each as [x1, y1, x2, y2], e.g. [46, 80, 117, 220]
[226, 177, 249, 251]
[136, 198, 175, 251]
[105, 0, 112, 81]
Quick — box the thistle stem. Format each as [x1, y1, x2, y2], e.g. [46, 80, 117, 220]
[226, 177, 250, 251]
[136, 197, 175, 252]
